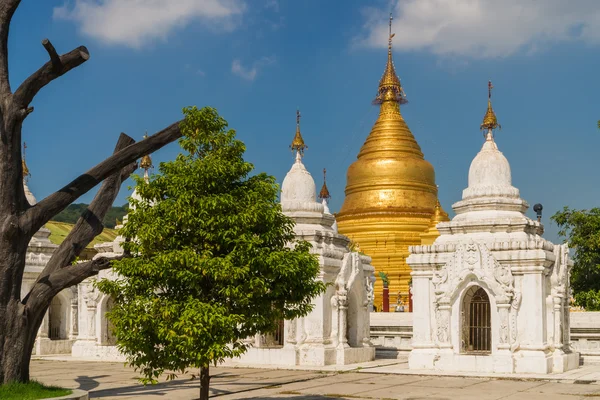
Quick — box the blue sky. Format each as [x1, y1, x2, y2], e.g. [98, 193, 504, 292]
[13, 0, 600, 242]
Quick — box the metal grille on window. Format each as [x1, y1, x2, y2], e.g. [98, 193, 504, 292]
[468, 287, 491, 353]
[274, 319, 284, 346]
[49, 297, 62, 340]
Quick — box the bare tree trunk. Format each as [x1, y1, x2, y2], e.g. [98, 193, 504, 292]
[200, 365, 210, 400]
[0, 243, 34, 383]
[0, 1, 184, 384]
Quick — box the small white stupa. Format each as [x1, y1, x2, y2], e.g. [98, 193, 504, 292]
[238, 110, 375, 366]
[19, 146, 76, 355]
[407, 82, 578, 374]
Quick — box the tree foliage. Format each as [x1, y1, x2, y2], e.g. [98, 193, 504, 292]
[98, 106, 325, 388]
[552, 207, 600, 310]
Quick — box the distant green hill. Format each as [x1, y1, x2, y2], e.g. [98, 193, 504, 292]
[45, 221, 118, 247]
[53, 203, 128, 229]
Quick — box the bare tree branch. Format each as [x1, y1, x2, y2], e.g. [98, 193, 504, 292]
[41, 39, 60, 71]
[27, 256, 123, 311]
[22, 120, 182, 236]
[34, 133, 135, 284]
[0, 0, 21, 96]
[12, 40, 89, 108]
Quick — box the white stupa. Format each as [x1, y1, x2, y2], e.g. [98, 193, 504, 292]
[407, 83, 578, 374]
[19, 153, 76, 355]
[238, 111, 375, 366]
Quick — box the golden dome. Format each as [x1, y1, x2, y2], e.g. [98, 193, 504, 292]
[337, 14, 439, 307]
[480, 80, 501, 131]
[319, 168, 331, 200]
[290, 109, 307, 156]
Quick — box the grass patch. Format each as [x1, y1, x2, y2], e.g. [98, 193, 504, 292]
[46, 221, 118, 247]
[0, 380, 72, 400]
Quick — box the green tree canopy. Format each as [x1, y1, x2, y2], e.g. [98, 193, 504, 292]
[552, 207, 600, 310]
[98, 106, 324, 398]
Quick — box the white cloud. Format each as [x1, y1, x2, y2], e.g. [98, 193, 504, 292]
[54, 0, 246, 48]
[265, 0, 279, 13]
[231, 56, 276, 81]
[356, 0, 600, 58]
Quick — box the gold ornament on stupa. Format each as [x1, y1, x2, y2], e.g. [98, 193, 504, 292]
[139, 132, 153, 171]
[420, 198, 451, 245]
[22, 142, 30, 181]
[319, 168, 331, 200]
[290, 109, 307, 156]
[337, 13, 446, 308]
[480, 80, 501, 132]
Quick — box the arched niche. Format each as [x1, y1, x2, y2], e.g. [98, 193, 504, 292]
[48, 291, 70, 340]
[99, 295, 117, 346]
[461, 285, 491, 354]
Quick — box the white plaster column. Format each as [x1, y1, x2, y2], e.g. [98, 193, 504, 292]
[69, 298, 78, 340]
[517, 270, 547, 349]
[497, 301, 511, 351]
[87, 305, 97, 341]
[553, 296, 563, 348]
[436, 302, 452, 349]
[337, 291, 349, 348]
[329, 294, 339, 347]
[304, 292, 326, 345]
[411, 270, 434, 348]
[284, 319, 297, 349]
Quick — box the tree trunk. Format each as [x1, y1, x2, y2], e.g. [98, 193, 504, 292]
[199, 365, 210, 400]
[0, 247, 51, 384]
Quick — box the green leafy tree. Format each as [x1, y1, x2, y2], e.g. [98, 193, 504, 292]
[552, 207, 600, 310]
[98, 106, 325, 399]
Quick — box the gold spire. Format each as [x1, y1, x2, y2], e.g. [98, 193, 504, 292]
[480, 80, 501, 131]
[420, 198, 450, 246]
[431, 199, 450, 225]
[373, 13, 407, 106]
[319, 168, 331, 200]
[338, 13, 439, 309]
[22, 142, 30, 181]
[139, 132, 153, 171]
[290, 109, 307, 156]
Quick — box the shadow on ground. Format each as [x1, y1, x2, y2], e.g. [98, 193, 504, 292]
[75, 375, 110, 391]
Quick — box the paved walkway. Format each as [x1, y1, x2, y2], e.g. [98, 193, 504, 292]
[30, 358, 600, 400]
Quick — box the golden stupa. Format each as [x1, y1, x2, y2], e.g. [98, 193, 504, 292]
[337, 15, 446, 308]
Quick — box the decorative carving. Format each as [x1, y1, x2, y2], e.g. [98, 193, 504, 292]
[365, 275, 375, 311]
[331, 252, 363, 348]
[498, 305, 509, 345]
[82, 283, 101, 308]
[433, 239, 514, 304]
[435, 306, 449, 344]
[465, 241, 480, 267]
[510, 290, 521, 348]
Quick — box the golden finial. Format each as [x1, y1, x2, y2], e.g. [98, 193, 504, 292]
[319, 168, 331, 200]
[22, 142, 30, 181]
[139, 132, 153, 171]
[431, 199, 450, 224]
[373, 13, 407, 106]
[480, 80, 501, 131]
[290, 109, 307, 156]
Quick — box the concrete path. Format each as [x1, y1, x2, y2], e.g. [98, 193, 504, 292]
[31, 359, 600, 399]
